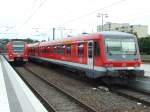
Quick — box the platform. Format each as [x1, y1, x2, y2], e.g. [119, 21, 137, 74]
[141, 64, 150, 77]
[0, 55, 47, 112]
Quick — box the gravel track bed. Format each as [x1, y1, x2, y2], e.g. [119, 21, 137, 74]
[25, 62, 150, 112]
[16, 67, 89, 112]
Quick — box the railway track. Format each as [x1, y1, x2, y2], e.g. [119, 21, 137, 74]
[110, 86, 150, 107]
[14, 62, 150, 111]
[94, 76, 150, 108]
[82, 70, 150, 107]
[14, 67, 57, 112]
[15, 66, 97, 112]
[93, 77, 150, 107]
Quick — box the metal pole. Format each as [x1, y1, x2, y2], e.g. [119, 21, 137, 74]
[97, 13, 108, 31]
[102, 14, 104, 31]
[108, 23, 111, 31]
[53, 28, 55, 40]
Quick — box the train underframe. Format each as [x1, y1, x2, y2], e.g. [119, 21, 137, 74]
[8, 57, 28, 65]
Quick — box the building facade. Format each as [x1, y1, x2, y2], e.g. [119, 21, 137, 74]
[97, 22, 149, 38]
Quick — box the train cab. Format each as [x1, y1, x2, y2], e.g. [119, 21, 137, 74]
[6, 40, 28, 64]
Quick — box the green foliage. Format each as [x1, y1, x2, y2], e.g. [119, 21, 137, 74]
[1, 39, 9, 44]
[26, 38, 34, 44]
[25, 38, 39, 44]
[138, 37, 150, 55]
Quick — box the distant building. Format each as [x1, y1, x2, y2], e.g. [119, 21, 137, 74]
[97, 22, 149, 38]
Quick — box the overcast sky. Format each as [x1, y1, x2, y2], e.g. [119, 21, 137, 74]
[0, 0, 150, 40]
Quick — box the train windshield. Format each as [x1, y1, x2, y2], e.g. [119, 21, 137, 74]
[12, 41, 24, 53]
[105, 38, 136, 55]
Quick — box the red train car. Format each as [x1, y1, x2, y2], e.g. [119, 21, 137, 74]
[6, 40, 28, 64]
[29, 32, 144, 78]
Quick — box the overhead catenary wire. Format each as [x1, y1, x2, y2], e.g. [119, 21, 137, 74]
[19, 0, 125, 29]
[62, 0, 126, 25]
[16, 0, 126, 38]
[0, 0, 41, 35]
[19, 0, 47, 29]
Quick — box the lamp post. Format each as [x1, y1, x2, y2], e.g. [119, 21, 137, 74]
[97, 13, 108, 31]
[53, 28, 55, 40]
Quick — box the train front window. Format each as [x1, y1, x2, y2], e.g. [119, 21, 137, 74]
[13, 41, 24, 45]
[12, 41, 24, 53]
[105, 38, 136, 55]
[13, 46, 24, 53]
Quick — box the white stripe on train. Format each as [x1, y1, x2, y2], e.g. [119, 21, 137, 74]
[30, 56, 139, 71]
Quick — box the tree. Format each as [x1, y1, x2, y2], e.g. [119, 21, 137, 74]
[26, 38, 34, 44]
[138, 37, 150, 55]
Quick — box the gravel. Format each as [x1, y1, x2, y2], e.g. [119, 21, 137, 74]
[24, 62, 150, 112]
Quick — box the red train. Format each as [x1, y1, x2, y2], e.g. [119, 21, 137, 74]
[29, 32, 144, 78]
[6, 40, 28, 64]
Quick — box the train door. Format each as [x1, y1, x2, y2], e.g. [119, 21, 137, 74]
[87, 41, 94, 69]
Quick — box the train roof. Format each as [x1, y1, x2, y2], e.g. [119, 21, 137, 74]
[101, 31, 135, 37]
[28, 42, 40, 47]
[29, 32, 136, 47]
[39, 33, 101, 46]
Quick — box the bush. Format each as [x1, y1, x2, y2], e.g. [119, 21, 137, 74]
[138, 37, 150, 55]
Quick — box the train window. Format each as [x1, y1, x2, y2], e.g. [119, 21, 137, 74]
[54, 46, 57, 54]
[50, 46, 53, 54]
[35, 47, 37, 54]
[78, 43, 84, 57]
[12, 41, 24, 45]
[94, 41, 100, 57]
[39, 47, 41, 54]
[29, 49, 31, 54]
[13, 46, 24, 53]
[41, 47, 42, 53]
[41, 47, 43, 53]
[105, 38, 136, 55]
[60, 45, 65, 55]
[38, 47, 39, 54]
[42, 47, 44, 54]
[44, 47, 47, 53]
[46, 46, 50, 54]
[44, 47, 46, 53]
[88, 42, 93, 58]
[32, 48, 34, 55]
[62, 45, 65, 55]
[66, 44, 71, 56]
[57, 46, 61, 54]
[42, 47, 46, 53]
[33, 48, 35, 54]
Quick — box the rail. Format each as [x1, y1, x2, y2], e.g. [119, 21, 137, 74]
[111, 86, 150, 107]
[127, 77, 150, 93]
[24, 67, 97, 112]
